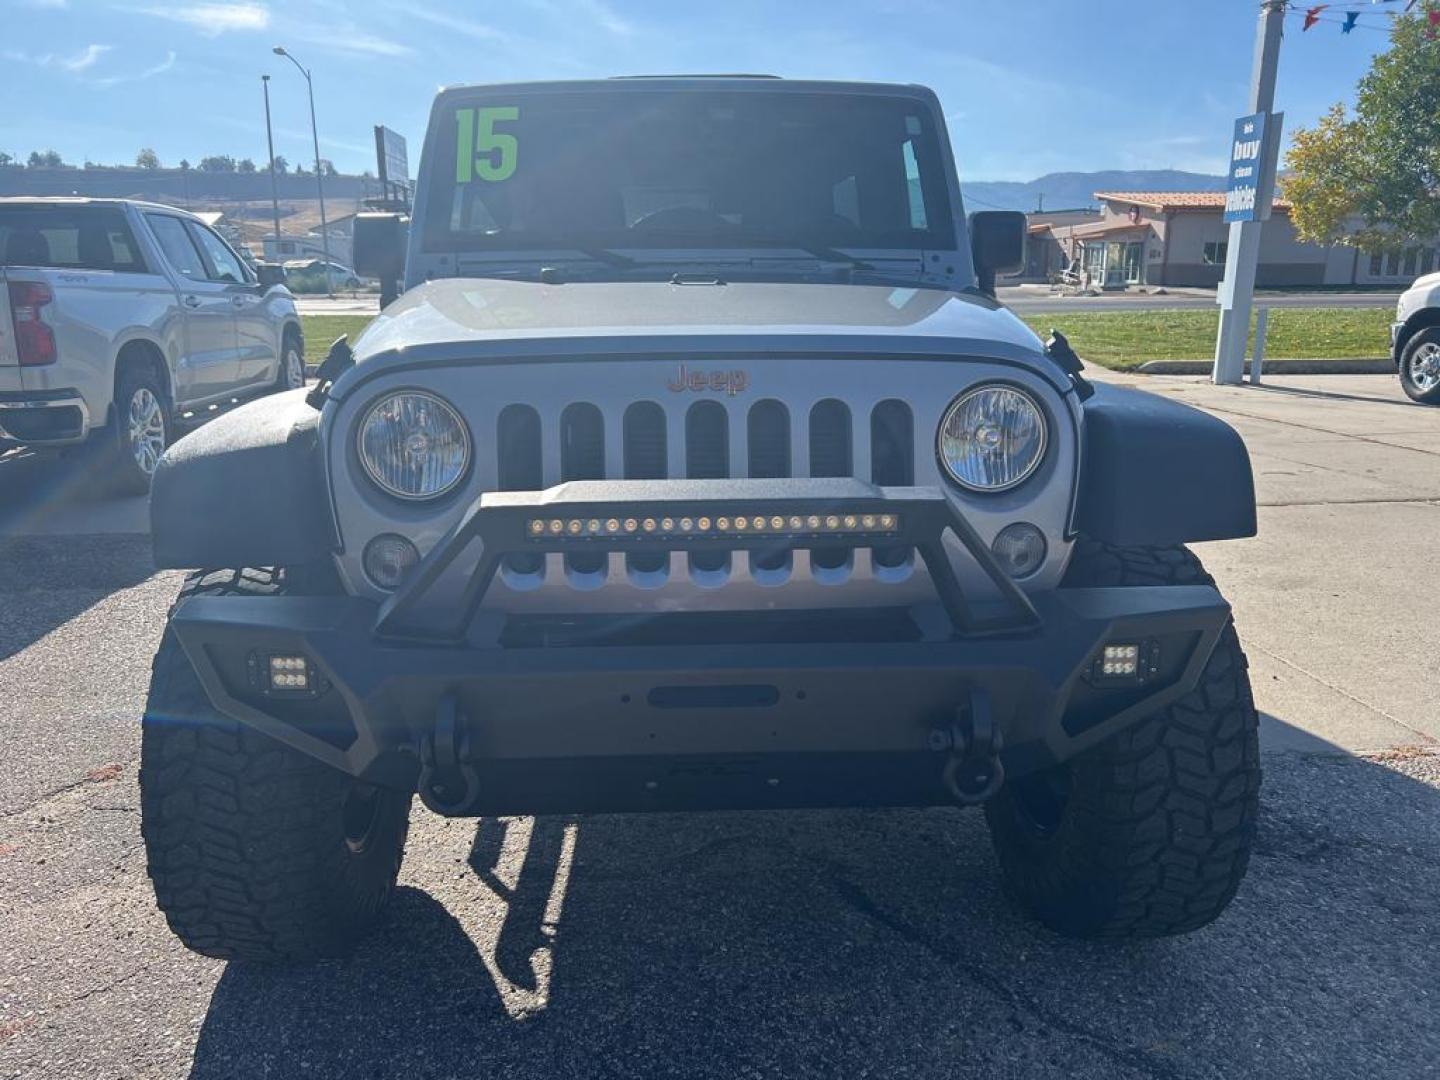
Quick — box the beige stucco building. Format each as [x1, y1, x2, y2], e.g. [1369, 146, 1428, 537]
[1031, 191, 1440, 288]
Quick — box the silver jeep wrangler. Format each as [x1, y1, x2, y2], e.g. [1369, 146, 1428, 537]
[142, 77, 1261, 961]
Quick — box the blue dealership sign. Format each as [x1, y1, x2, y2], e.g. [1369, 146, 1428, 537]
[1224, 113, 1270, 223]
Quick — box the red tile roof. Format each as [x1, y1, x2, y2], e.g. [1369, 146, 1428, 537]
[1094, 191, 1293, 212]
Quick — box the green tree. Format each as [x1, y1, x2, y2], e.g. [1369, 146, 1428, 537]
[136, 147, 161, 169]
[0, 152, 14, 167]
[178, 158, 191, 171]
[27, 150, 64, 168]
[270, 154, 288, 174]
[197, 155, 236, 172]
[1283, 8, 1440, 249]
[237, 157, 256, 173]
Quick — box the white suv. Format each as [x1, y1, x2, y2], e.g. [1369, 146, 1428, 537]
[1393, 270, 1440, 405]
[0, 198, 304, 492]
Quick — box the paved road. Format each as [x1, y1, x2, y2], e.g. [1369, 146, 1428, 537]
[998, 287, 1402, 314]
[1, 374, 1437, 1079]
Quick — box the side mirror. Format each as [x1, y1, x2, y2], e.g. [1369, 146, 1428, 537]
[255, 262, 288, 289]
[353, 212, 408, 289]
[969, 210, 1026, 297]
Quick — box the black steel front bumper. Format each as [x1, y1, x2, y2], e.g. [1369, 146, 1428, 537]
[169, 480, 1232, 815]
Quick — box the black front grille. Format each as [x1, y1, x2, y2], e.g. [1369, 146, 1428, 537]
[491, 396, 915, 579]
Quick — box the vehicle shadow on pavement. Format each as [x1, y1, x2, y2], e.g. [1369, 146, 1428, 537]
[188, 727, 1440, 1080]
[0, 534, 156, 661]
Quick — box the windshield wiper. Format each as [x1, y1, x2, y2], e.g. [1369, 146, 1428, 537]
[789, 245, 877, 274]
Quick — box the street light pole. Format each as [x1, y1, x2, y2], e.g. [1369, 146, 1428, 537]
[261, 74, 282, 260]
[273, 46, 333, 296]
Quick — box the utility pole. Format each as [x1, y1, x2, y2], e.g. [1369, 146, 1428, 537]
[1213, 0, 1287, 385]
[261, 74, 282, 259]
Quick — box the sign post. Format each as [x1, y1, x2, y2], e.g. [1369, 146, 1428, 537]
[1213, 0, 1287, 386]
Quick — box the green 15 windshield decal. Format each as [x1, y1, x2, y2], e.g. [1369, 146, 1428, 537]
[455, 106, 518, 183]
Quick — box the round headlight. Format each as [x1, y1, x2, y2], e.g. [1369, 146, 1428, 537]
[938, 385, 1047, 492]
[357, 391, 470, 500]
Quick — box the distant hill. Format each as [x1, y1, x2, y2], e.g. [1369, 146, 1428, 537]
[964, 170, 1228, 213]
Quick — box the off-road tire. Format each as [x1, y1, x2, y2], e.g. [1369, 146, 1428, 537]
[1398, 326, 1440, 405]
[140, 568, 412, 962]
[104, 363, 170, 495]
[984, 540, 1261, 938]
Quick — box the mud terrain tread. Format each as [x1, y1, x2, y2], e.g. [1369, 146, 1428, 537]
[141, 569, 409, 962]
[985, 540, 1261, 938]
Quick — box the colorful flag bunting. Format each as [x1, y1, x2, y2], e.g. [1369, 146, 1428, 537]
[1342, 10, 1360, 30]
[1303, 5, 1328, 30]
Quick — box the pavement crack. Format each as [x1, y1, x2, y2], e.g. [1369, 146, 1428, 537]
[0, 761, 137, 822]
[825, 872, 1186, 1080]
[1252, 644, 1438, 746]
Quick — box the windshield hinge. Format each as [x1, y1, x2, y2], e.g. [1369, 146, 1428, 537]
[1045, 330, 1094, 401]
[305, 336, 354, 409]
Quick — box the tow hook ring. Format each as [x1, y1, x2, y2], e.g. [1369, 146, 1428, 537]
[418, 693, 481, 814]
[934, 690, 1006, 805]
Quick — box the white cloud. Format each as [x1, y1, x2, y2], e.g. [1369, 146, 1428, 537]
[95, 50, 177, 87]
[131, 2, 270, 36]
[291, 27, 413, 57]
[4, 43, 112, 71]
[407, 6, 506, 42]
[61, 43, 111, 71]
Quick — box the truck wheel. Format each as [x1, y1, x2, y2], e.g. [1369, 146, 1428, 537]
[984, 540, 1261, 938]
[105, 364, 170, 495]
[140, 568, 412, 962]
[1398, 327, 1440, 405]
[275, 329, 305, 392]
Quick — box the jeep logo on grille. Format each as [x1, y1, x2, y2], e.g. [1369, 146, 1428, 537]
[667, 363, 749, 396]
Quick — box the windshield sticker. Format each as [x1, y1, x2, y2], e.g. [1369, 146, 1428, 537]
[455, 106, 519, 184]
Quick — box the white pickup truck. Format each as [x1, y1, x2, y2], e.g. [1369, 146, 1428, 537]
[0, 198, 304, 492]
[1394, 270, 1440, 405]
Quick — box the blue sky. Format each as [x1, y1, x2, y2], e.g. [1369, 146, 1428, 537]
[0, 0, 1402, 181]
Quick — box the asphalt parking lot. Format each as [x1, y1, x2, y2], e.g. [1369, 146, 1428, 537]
[1, 372, 1437, 1080]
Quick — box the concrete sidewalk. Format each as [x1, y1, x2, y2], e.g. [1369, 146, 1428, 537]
[1095, 370, 1440, 755]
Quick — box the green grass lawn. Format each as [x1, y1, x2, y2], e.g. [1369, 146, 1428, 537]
[300, 314, 375, 367]
[302, 307, 1391, 374]
[1018, 307, 1393, 371]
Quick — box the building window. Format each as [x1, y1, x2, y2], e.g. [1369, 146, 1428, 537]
[1369, 252, 1384, 276]
[1203, 241, 1228, 265]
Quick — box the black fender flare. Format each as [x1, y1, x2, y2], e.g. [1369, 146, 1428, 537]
[1072, 383, 1256, 547]
[151, 388, 338, 569]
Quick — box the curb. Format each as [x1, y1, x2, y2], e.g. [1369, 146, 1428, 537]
[1135, 358, 1392, 376]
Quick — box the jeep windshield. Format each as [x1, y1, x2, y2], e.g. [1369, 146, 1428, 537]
[421, 87, 957, 273]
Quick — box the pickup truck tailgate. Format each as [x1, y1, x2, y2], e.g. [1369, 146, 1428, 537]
[0, 267, 19, 368]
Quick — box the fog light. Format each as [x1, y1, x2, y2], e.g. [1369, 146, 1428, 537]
[268, 654, 311, 692]
[1103, 643, 1140, 677]
[363, 533, 420, 590]
[991, 522, 1046, 578]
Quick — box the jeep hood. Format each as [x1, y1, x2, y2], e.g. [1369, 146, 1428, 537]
[348, 278, 1047, 367]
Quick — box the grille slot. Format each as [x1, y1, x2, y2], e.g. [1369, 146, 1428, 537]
[685, 401, 729, 479]
[624, 402, 668, 575]
[562, 403, 607, 575]
[497, 405, 544, 575]
[809, 399, 852, 571]
[808, 399, 852, 477]
[747, 399, 791, 478]
[870, 399, 915, 570]
[686, 401, 731, 575]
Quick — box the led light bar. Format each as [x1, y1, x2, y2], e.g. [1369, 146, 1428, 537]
[526, 511, 901, 541]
